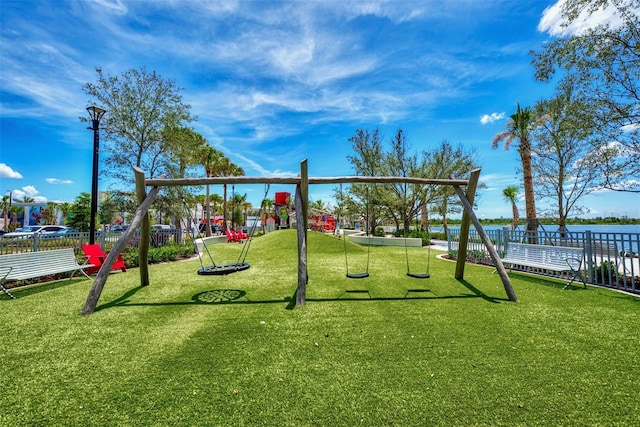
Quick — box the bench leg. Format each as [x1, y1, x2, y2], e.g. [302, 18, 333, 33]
[0, 282, 16, 299]
[563, 270, 586, 290]
[562, 276, 576, 290]
[80, 268, 94, 281]
[67, 268, 94, 282]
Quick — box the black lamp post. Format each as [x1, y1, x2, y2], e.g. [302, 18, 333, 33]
[87, 105, 106, 244]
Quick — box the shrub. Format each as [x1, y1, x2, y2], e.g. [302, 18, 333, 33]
[121, 243, 194, 268]
[430, 231, 447, 241]
[594, 261, 619, 285]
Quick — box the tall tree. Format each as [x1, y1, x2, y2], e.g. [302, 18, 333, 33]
[218, 160, 245, 232]
[426, 141, 480, 235]
[82, 67, 195, 185]
[346, 128, 386, 235]
[532, 0, 640, 192]
[383, 129, 426, 234]
[532, 80, 603, 232]
[98, 196, 118, 226]
[502, 185, 520, 231]
[199, 145, 223, 236]
[161, 126, 209, 228]
[68, 193, 92, 232]
[492, 104, 539, 241]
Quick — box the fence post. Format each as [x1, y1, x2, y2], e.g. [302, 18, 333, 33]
[585, 230, 594, 283]
[501, 227, 510, 254]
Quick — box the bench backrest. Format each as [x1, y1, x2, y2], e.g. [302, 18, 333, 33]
[0, 248, 82, 281]
[505, 243, 584, 269]
[81, 244, 106, 258]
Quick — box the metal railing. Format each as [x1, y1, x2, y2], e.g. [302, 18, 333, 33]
[448, 227, 639, 294]
[0, 229, 193, 256]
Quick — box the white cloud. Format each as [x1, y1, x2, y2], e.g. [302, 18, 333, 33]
[480, 112, 505, 124]
[46, 178, 74, 185]
[0, 163, 23, 178]
[91, 0, 128, 15]
[538, 0, 631, 37]
[11, 186, 47, 203]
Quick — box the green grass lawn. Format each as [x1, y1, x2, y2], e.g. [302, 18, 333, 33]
[1, 229, 638, 426]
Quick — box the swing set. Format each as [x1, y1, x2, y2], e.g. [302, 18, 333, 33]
[82, 160, 519, 315]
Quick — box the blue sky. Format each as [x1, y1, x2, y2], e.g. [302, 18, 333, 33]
[1, 0, 638, 220]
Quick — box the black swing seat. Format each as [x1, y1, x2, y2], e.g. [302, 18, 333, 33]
[346, 272, 369, 279]
[407, 272, 430, 279]
[198, 263, 250, 276]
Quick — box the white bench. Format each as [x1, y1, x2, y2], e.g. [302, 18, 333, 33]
[0, 248, 93, 299]
[500, 242, 586, 289]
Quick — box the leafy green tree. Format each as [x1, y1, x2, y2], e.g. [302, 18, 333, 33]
[382, 129, 426, 234]
[492, 104, 539, 241]
[82, 67, 195, 185]
[68, 193, 92, 232]
[426, 141, 480, 235]
[98, 196, 118, 226]
[346, 128, 386, 235]
[160, 126, 209, 228]
[532, 79, 604, 233]
[532, 0, 640, 192]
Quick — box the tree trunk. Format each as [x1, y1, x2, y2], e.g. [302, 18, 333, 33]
[205, 184, 212, 237]
[511, 202, 519, 231]
[520, 142, 538, 243]
[223, 184, 228, 231]
[420, 203, 428, 231]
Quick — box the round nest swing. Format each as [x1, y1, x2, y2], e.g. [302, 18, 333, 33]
[197, 262, 250, 276]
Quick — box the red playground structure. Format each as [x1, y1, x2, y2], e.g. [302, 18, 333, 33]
[309, 209, 335, 233]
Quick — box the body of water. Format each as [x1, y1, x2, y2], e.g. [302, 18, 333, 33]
[473, 224, 640, 234]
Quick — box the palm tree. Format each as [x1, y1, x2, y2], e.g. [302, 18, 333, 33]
[502, 185, 520, 231]
[209, 193, 223, 231]
[9, 205, 23, 230]
[310, 199, 325, 211]
[232, 194, 252, 231]
[262, 198, 274, 233]
[2, 195, 10, 232]
[44, 201, 59, 224]
[218, 160, 244, 231]
[199, 145, 223, 236]
[58, 202, 72, 226]
[492, 103, 538, 242]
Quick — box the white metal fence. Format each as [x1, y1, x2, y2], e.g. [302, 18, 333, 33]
[448, 227, 639, 294]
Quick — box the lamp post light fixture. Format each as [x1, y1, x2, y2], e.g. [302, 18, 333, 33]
[87, 105, 106, 244]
